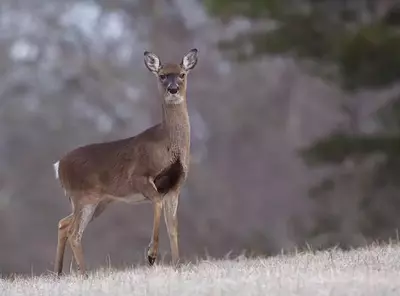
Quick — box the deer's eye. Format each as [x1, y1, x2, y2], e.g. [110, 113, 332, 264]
[179, 73, 185, 79]
[159, 74, 166, 80]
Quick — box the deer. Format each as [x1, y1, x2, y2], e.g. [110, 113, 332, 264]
[53, 48, 198, 277]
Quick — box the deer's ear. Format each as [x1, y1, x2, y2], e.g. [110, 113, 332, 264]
[144, 51, 161, 73]
[181, 48, 198, 72]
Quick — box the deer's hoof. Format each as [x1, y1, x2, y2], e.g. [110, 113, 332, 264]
[146, 245, 157, 266]
[147, 255, 156, 266]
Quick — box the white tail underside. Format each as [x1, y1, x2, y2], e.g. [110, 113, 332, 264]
[53, 161, 60, 179]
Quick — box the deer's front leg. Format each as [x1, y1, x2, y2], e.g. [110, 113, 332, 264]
[147, 200, 162, 265]
[163, 191, 180, 265]
[133, 176, 163, 266]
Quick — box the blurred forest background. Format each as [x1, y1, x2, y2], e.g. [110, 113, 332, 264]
[1, 0, 400, 275]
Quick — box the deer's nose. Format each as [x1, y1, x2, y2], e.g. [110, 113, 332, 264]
[167, 86, 179, 94]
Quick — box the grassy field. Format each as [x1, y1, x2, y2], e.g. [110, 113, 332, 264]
[1, 244, 400, 295]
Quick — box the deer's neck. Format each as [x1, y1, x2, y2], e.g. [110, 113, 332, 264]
[161, 101, 190, 148]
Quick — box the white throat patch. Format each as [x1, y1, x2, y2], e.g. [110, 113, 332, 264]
[165, 94, 184, 105]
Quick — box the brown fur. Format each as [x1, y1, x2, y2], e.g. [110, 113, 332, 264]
[54, 49, 198, 276]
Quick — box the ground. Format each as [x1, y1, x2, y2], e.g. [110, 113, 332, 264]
[1, 244, 400, 295]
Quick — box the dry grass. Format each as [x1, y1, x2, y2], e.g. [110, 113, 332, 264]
[1, 244, 400, 295]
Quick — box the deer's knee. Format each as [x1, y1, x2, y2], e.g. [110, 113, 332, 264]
[170, 230, 178, 238]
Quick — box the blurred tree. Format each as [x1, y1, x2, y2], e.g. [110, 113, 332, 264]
[205, 0, 400, 247]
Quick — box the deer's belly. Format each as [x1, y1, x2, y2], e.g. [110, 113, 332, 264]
[110, 193, 150, 205]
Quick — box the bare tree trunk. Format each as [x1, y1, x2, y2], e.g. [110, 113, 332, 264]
[339, 95, 370, 246]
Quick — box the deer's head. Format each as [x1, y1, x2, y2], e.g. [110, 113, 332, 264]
[144, 49, 198, 105]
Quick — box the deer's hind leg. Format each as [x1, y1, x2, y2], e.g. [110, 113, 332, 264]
[68, 202, 98, 277]
[55, 213, 74, 276]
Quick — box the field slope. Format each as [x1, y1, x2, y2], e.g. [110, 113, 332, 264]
[1, 244, 400, 295]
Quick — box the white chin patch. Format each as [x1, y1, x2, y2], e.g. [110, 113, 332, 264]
[165, 94, 184, 105]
